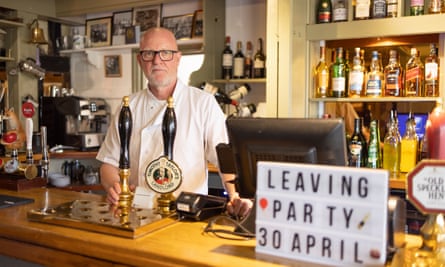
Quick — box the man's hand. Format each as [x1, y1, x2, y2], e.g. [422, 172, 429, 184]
[106, 182, 136, 205]
[225, 193, 253, 218]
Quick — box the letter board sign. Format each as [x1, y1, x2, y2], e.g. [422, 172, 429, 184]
[255, 161, 389, 266]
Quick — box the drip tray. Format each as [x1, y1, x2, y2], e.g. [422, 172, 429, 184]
[27, 200, 178, 238]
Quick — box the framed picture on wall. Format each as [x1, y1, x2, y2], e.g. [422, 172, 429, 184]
[104, 55, 122, 77]
[86, 17, 112, 47]
[112, 10, 132, 45]
[192, 10, 203, 38]
[162, 14, 194, 40]
[132, 5, 161, 33]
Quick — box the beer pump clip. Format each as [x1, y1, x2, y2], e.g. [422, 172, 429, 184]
[144, 96, 183, 215]
[1, 103, 38, 179]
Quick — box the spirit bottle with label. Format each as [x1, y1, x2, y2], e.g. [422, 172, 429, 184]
[424, 43, 440, 97]
[332, 0, 348, 22]
[330, 47, 348, 97]
[372, 0, 387, 18]
[354, 0, 371, 20]
[405, 48, 424, 97]
[367, 119, 382, 168]
[410, 0, 424, 15]
[384, 49, 403, 96]
[366, 51, 384, 96]
[386, 0, 398, 17]
[349, 117, 368, 167]
[314, 40, 329, 98]
[349, 47, 365, 97]
[317, 0, 333, 23]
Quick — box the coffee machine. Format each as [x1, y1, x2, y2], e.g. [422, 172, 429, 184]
[41, 96, 109, 150]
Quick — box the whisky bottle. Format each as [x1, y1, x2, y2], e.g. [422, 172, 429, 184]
[424, 43, 440, 97]
[317, 0, 332, 23]
[222, 36, 233, 79]
[349, 117, 368, 167]
[410, 0, 424, 15]
[353, 0, 371, 20]
[386, 0, 398, 17]
[383, 107, 401, 179]
[384, 49, 403, 96]
[366, 51, 384, 96]
[400, 113, 418, 173]
[332, 0, 348, 22]
[349, 47, 365, 97]
[428, 0, 443, 14]
[233, 41, 245, 79]
[405, 48, 424, 97]
[314, 40, 329, 98]
[244, 41, 253, 78]
[367, 119, 382, 168]
[253, 38, 266, 78]
[372, 0, 387, 18]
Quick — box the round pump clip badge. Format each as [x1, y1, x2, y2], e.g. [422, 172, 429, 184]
[145, 156, 182, 194]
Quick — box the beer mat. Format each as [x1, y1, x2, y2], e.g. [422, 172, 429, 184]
[0, 194, 34, 209]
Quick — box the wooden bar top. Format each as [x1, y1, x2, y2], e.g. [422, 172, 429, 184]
[0, 188, 423, 266]
[0, 188, 278, 266]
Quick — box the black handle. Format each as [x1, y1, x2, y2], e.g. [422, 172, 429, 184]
[118, 96, 132, 169]
[162, 97, 177, 160]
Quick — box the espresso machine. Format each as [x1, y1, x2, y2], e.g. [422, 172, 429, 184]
[41, 96, 109, 150]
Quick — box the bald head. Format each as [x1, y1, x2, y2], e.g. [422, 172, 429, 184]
[139, 27, 178, 51]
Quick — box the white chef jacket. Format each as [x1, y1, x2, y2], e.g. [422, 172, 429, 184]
[96, 79, 228, 202]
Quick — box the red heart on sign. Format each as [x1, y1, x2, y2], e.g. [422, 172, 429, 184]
[259, 198, 268, 210]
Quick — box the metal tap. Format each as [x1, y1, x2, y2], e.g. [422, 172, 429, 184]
[40, 126, 50, 179]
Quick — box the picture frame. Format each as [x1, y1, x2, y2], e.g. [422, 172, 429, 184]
[162, 14, 194, 40]
[112, 10, 132, 45]
[104, 55, 122, 77]
[86, 17, 112, 47]
[132, 5, 161, 33]
[192, 10, 203, 38]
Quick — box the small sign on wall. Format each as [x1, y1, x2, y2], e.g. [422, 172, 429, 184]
[255, 162, 389, 266]
[407, 159, 445, 214]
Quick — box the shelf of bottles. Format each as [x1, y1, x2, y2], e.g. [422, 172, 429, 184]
[309, 0, 445, 40]
[309, 1, 444, 106]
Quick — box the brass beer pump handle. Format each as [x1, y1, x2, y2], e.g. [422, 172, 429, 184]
[118, 96, 133, 208]
[162, 97, 177, 160]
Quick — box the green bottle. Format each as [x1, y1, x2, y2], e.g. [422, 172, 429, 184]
[330, 47, 347, 98]
[317, 0, 332, 24]
[367, 120, 382, 168]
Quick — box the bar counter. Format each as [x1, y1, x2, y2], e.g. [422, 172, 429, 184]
[0, 187, 296, 267]
[0, 187, 425, 266]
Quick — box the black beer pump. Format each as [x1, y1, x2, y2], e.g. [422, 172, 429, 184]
[118, 96, 133, 211]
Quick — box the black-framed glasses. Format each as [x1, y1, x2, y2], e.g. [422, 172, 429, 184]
[139, 50, 178, 62]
